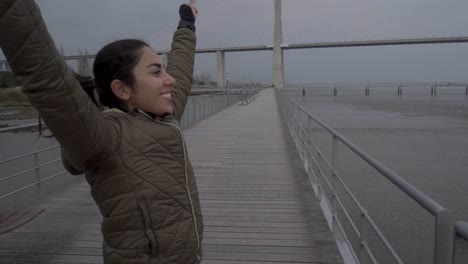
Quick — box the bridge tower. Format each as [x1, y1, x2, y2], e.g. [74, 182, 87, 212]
[83, 49, 90, 76]
[217, 50, 226, 88]
[273, 0, 284, 88]
[77, 50, 91, 76]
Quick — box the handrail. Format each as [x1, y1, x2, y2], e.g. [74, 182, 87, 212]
[276, 88, 461, 264]
[0, 158, 61, 183]
[0, 145, 59, 165]
[282, 94, 404, 263]
[283, 91, 445, 216]
[453, 221, 468, 261]
[0, 123, 42, 133]
[455, 221, 468, 241]
[0, 170, 67, 200]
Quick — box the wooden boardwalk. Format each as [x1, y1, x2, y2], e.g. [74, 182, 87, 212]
[0, 89, 343, 264]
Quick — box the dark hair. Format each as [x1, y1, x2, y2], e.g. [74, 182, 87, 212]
[73, 72, 101, 108]
[74, 39, 149, 110]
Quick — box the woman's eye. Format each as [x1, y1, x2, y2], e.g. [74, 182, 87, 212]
[153, 71, 161, 76]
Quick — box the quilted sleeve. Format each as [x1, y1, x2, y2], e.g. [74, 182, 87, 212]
[0, 0, 119, 173]
[166, 28, 196, 121]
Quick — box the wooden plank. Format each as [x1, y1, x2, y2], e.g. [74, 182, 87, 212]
[203, 251, 343, 263]
[0, 208, 44, 235]
[202, 261, 322, 264]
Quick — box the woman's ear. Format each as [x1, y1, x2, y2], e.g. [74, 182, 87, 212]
[110, 79, 132, 101]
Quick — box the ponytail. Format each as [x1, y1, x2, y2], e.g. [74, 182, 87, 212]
[72, 71, 103, 111]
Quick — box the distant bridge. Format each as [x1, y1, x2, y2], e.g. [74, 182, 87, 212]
[2, 36, 468, 87]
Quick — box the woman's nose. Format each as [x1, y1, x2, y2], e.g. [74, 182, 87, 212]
[164, 73, 176, 86]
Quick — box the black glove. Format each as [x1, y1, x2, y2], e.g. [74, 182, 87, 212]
[179, 4, 195, 23]
[178, 4, 196, 32]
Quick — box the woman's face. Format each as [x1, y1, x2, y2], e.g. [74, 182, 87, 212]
[129, 46, 176, 116]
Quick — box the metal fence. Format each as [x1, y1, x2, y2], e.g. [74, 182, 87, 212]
[0, 145, 64, 201]
[276, 88, 466, 264]
[180, 92, 239, 128]
[0, 92, 259, 202]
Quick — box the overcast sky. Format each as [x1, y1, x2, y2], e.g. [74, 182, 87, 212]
[3, 0, 468, 84]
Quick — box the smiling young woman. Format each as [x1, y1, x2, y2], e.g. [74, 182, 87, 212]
[0, 1, 203, 263]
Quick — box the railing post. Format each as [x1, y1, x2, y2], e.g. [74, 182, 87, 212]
[307, 116, 311, 174]
[332, 135, 339, 169]
[434, 210, 454, 264]
[203, 98, 207, 118]
[193, 97, 197, 122]
[359, 210, 369, 264]
[197, 97, 200, 121]
[211, 95, 215, 115]
[331, 135, 339, 224]
[297, 110, 302, 158]
[34, 152, 41, 193]
[200, 97, 203, 120]
[465, 86, 467, 98]
[334, 87, 337, 96]
[294, 105, 299, 142]
[296, 106, 301, 144]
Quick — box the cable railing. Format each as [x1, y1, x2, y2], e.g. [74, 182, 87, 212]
[0, 92, 260, 201]
[276, 88, 464, 264]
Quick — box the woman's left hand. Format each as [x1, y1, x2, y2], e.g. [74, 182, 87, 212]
[180, 0, 197, 22]
[188, 0, 198, 19]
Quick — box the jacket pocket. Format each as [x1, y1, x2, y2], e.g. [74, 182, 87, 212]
[138, 202, 159, 259]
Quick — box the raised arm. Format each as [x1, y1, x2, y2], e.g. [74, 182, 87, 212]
[0, 1, 117, 173]
[167, 1, 197, 121]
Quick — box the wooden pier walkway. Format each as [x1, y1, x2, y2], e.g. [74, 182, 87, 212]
[0, 89, 343, 264]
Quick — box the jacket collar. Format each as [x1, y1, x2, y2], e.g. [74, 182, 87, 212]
[104, 108, 170, 121]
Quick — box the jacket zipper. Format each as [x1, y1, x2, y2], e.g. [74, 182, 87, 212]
[155, 119, 201, 259]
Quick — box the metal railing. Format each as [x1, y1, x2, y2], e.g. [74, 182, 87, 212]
[0, 145, 64, 201]
[180, 92, 239, 128]
[0, 123, 42, 133]
[276, 88, 464, 264]
[454, 221, 468, 262]
[0, 92, 255, 201]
